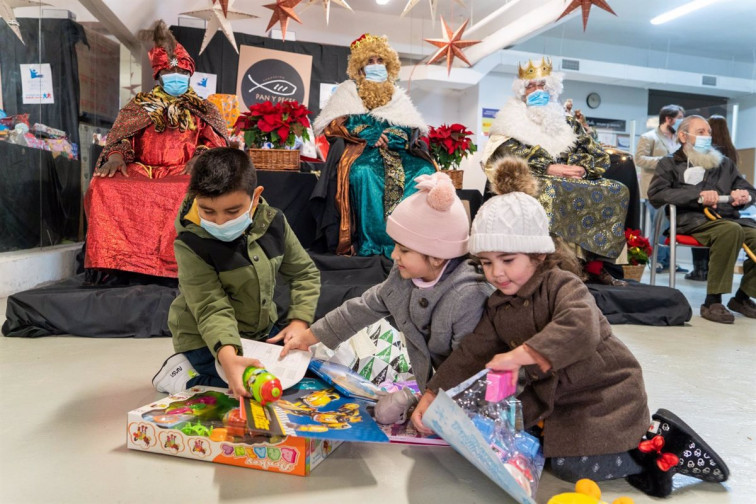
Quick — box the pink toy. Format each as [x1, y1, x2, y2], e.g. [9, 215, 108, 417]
[485, 371, 516, 402]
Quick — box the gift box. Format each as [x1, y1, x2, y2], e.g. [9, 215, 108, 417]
[127, 386, 342, 476]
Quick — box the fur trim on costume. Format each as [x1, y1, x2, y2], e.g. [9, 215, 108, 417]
[314, 80, 427, 135]
[489, 98, 577, 158]
[683, 144, 724, 169]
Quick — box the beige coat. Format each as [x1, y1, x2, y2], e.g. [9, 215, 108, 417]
[635, 127, 679, 198]
[427, 267, 650, 457]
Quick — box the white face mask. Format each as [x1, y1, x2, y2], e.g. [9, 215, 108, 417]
[200, 201, 254, 242]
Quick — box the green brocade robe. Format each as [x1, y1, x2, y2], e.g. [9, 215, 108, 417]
[490, 116, 629, 259]
[345, 114, 435, 257]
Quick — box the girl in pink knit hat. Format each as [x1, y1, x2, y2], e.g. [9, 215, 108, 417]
[270, 171, 493, 420]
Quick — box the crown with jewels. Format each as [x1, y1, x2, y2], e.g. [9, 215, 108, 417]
[518, 57, 553, 80]
[350, 33, 385, 51]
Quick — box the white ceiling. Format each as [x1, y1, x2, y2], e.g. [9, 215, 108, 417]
[17, 0, 756, 82]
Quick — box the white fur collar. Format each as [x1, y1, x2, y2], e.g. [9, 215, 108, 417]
[489, 98, 577, 158]
[314, 80, 427, 135]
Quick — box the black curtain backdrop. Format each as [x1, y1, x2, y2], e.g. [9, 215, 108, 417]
[171, 26, 350, 118]
[0, 18, 87, 146]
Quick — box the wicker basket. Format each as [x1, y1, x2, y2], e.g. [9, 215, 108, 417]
[622, 264, 646, 282]
[248, 148, 300, 171]
[444, 169, 464, 190]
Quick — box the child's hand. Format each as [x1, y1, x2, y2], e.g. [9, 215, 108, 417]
[486, 346, 536, 388]
[267, 321, 319, 358]
[410, 391, 437, 435]
[217, 345, 263, 399]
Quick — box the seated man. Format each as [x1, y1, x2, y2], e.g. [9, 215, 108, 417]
[648, 115, 756, 323]
[85, 21, 228, 280]
[313, 33, 435, 258]
[481, 57, 629, 286]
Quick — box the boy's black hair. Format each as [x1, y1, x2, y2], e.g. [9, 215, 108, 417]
[188, 147, 257, 198]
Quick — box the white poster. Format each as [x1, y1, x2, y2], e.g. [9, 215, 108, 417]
[190, 72, 217, 99]
[21, 63, 54, 104]
[319, 82, 338, 109]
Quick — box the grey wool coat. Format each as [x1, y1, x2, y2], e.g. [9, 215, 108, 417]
[428, 267, 650, 458]
[310, 259, 493, 390]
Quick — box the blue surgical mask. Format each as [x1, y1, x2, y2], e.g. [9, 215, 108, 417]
[161, 73, 190, 96]
[672, 117, 683, 132]
[691, 135, 712, 153]
[526, 89, 550, 107]
[364, 64, 388, 83]
[200, 202, 254, 242]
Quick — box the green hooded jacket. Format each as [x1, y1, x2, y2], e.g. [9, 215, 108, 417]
[168, 196, 320, 357]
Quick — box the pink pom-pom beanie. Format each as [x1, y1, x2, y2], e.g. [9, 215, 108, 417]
[386, 172, 469, 259]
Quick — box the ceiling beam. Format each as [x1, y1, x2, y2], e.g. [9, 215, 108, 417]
[77, 0, 142, 56]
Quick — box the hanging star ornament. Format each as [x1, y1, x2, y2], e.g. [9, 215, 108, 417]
[182, 0, 257, 54]
[556, 0, 616, 31]
[302, 0, 352, 25]
[424, 17, 480, 75]
[264, 0, 303, 41]
[1, 0, 49, 44]
[212, 0, 229, 17]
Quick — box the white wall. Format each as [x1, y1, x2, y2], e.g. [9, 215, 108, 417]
[735, 94, 756, 150]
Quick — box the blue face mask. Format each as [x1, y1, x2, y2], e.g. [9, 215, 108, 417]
[526, 89, 550, 107]
[161, 73, 190, 96]
[672, 117, 683, 132]
[200, 201, 254, 242]
[364, 64, 388, 83]
[691, 134, 712, 153]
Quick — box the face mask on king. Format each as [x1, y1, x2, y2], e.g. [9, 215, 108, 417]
[161, 73, 190, 96]
[526, 89, 550, 107]
[200, 201, 254, 242]
[364, 64, 388, 83]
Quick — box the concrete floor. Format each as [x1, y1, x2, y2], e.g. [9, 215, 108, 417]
[1, 266, 755, 504]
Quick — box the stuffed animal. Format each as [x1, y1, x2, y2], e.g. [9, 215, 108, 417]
[547, 479, 634, 504]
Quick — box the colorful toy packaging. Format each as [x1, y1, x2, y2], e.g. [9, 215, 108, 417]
[127, 386, 342, 476]
[422, 369, 545, 504]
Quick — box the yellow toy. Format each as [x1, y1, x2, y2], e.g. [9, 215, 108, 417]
[547, 479, 634, 504]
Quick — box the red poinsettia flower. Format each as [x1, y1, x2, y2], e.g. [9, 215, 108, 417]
[426, 123, 477, 170]
[625, 228, 653, 265]
[236, 100, 312, 149]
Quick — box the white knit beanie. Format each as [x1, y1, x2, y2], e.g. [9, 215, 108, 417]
[386, 172, 469, 259]
[469, 192, 555, 255]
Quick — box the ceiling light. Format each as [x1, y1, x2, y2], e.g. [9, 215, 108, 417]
[376, 0, 391, 5]
[650, 0, 723, 25]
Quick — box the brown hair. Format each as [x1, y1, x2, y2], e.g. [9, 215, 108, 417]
[527, 236, 583, 278]
[708, 115, 738, 164]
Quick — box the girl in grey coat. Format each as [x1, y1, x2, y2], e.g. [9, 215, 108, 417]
[272, 172, 492, 393]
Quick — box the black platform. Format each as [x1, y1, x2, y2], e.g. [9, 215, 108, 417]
[3, 252, 691, 338]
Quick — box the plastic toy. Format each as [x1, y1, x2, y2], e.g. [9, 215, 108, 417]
[243, 366, 283, 405]
[547, 479, 634, 504]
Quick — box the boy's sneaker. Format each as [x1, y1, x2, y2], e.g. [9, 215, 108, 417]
[152, 353, 198, 394]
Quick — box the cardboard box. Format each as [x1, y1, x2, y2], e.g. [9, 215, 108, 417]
[127, 386, 341, 476]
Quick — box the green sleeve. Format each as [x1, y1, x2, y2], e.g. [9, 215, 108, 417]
[562, 117, 610, 179]
[277, 215, 321, 324]
[174, 239, 241, 358]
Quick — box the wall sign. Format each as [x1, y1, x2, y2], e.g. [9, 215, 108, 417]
[585, 116, 626, 132]
[236, 46, 312, 111]
[21, 63, 54, 104]
[190, 72, 217, 99]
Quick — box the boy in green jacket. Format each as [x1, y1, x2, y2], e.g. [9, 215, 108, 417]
[152, 147, 320, 398]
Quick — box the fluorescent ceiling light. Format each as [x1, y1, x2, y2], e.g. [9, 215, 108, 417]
[650, 0, 723, 25]
[376, 0, 391, 5]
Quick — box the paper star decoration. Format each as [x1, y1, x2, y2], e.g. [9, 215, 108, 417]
[400, 0, 438, 19]
[264, 0, 303, 41]
[302, 0, 352, 25]
[424, 17, 480, 75]
[182, 0, 257, 54]
[1, 0, 49, 44]
[212, 0, 229, 17]
[556, 0, 616, 31]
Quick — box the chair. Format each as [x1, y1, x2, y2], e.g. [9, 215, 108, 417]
[649, 204, 708, 288]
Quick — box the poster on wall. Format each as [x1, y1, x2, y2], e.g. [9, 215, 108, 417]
[191, 72, 217, 99]
[236, 46, 313, 112]
[481, 108, 498, 136]
[21, 63, 54, 104]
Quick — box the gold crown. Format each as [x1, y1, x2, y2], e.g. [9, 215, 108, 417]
[350, 33, 385, 51]
[518, 57, 553, 80]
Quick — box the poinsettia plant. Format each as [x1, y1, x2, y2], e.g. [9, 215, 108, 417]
[625, 228, 653, 265]
[421, 123, 477, 170]
[233, 100, 311, 149]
